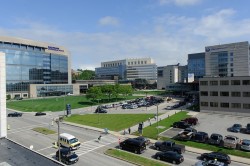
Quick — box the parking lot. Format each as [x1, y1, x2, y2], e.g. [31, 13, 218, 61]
[160, 112, 250, 141]
[194, 112, 250, 140]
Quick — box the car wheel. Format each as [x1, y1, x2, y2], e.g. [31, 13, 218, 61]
[156, 156, 161, 160]
[156, 147, 160, 150]
[172, 160, 176, 164]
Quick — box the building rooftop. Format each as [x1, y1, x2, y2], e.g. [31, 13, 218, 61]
[0, 138, 62, 166]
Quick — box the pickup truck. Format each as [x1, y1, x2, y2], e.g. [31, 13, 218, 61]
[154, 141, 185, 154]
[223, 135, 241, 149]
[176, 128, 197, 141]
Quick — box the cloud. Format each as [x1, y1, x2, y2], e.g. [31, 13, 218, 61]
[98, 16, 120, 26]
[159, 0, 201, 6]
[1, 8, 250, 71]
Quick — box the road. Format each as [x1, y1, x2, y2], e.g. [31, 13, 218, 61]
[6, 103, 250, 166]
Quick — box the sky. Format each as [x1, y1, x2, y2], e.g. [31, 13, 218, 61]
[1, 0, 250, 70]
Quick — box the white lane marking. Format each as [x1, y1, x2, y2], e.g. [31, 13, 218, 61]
[36, 146, 54, 152]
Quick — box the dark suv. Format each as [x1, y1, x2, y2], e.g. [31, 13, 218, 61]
[55, 148, 79, 165]
[208, 133, 223, 146]
[200, 152, 231, 164]
[172, 121, 191, 129]
[120, 138, 146, 154]
[95, 107, 107, 113]
[193, 132, 209, 143]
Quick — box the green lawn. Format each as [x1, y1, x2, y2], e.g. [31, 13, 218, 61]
[64, 114, 155, 131]
[133, 111, 190, 139]
[32, 127, 56, 135]
[105, 149, 169, 166]
[6, 95, 139, 112]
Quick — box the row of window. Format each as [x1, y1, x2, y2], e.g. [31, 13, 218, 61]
[128, 61, 147, 65]
[200, 80, 250, 86]
[103, 63, 122, 67]
[0, 42, 45, 52]
[200, 91, 250, 97]
[201, 102, 250, 109]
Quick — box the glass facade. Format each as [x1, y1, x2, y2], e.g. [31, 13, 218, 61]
[36, 85, 73, 97]
[0, 41, 69, 95]
[188, 53, 205, 80]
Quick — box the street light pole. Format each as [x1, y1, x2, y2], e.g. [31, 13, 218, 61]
[55, 116, 64, 163]
[157, 104, 159, 139]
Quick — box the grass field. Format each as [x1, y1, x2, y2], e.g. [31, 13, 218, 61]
[64, 114, 155, 131]
[6, 95, 139, 112]
[105, 149, 169, 166]
[133, 111, 190, 139]
[32, 127, 56, 135]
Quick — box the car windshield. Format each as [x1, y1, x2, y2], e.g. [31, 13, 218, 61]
[211, 135, 219, 140]
[69, 138, 78, 144]
[233, 124, 241, 127]
[242, 140, 250, 145]
[225, 137, 236, 141]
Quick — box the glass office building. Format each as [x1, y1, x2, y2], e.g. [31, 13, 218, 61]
[187, 52, 205, 81]
[0, 36, 71, 98]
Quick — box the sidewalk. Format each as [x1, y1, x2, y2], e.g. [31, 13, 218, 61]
[63, 109, 250, 165]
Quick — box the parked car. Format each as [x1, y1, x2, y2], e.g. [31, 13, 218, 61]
[176, 128, 197, 141]
[192, 132, 209, 143]
[223, 135, 241, 149]
[154, 151, 184, 164]
[120, 138, 146, 154]
[200, 152, 231, 164]
[208, 133, 223, 146]
[8, 112, 22, 117]
[134, 136, 151, 145]
[194, 160, 228, 166]
[15, 97, 23, 100]
[55, 148, 79, 165]
[122, 104, 129, 109]
[154, 141, 185, 154]
[94, 108, 107, 113]
[172, 121, 191, 129]
[182, 117, 198, 125]
[128, 104, 138, 109]
[165, 106, 173, 110]
[240, 139, 250, 151]
[35, 112, 46, 116]
[243, 123, 250, 134]
[228, 124, 242, 133]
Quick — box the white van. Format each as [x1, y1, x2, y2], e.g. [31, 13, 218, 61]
[59, 133, 81, 150]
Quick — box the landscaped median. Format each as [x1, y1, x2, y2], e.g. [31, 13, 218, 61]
[32, 127, 56, 135]
[64, 114, 155, 131]
[105, 148, 169, 166]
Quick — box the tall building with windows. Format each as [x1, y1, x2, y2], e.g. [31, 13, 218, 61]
[95, 58, 157, 82]
[0, 36, 71, 98]
[205, 41, 250, 77]
[188, 52, 205, 80]
[157, 64, 187, 90]
[199, 76, 250, 115]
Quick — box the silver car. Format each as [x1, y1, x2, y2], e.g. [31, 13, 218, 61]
[241, 139, 250, 151]
[194, 160, 227, 166]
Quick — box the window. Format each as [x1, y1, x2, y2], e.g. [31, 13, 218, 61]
[231, 91, 241, 97]
[210, 102, 218, 107]
[243, 92, 250, 97]
[221, 103, 229, 108]
[144, 61, 147, 64]
[134, 61, 136, 65]
[220, 91, 229, 96]
[231, 80, 240, 85]
[210, 91, 218, 96]
[210, 81, 218, 86]
[243, 80, 250, 85]
[131, 62, 133, 65]
[128, 62, 130, 65]
[243, 104, 250, 109]
[231, 103, 241, 108]
[141, 61, 143, 64]
[230, 63, 233, 67]
[200, 91, 208, 96]
[138, 61, 140, 64]
[220, 80, 229, 85]
[201, 102, 208, 107]
[200, 81, 208, 86]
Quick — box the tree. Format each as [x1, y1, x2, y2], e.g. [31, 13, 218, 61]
[86, 86, 102, 103]
[73, 70, 95, 80]
[101, 84, 114, 101]
[133, 79, 148, 89]
[120, 85, 133, 99]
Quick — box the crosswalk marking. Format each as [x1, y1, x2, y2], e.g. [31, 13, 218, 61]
[75, 134, 118, 156]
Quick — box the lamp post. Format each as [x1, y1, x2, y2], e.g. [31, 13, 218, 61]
[54, 116, 64, 163]
[145, 92, 148, 111]
[156, 104, 159, 139]
[96, 99, 101, 124]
